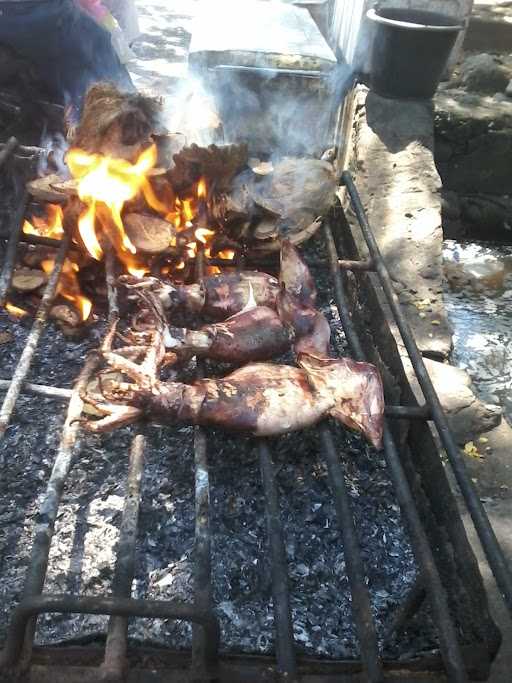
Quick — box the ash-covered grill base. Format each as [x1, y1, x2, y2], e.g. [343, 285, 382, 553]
[0, 246, 432, 662]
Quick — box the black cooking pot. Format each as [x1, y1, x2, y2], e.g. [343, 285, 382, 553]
[366, 6, 463, 99]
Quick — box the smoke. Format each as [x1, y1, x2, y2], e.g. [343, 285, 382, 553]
[37, 129, 69, 179]
[158, 61, 354, 159]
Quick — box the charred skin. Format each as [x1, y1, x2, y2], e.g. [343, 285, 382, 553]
[277, 289, 331, 357]
[280, 239, 317, 306]
[123, 355, 384, 448]
[186, 271, 280, 319]
[166, 306, 292, 364]
[122, 241, 312, 320]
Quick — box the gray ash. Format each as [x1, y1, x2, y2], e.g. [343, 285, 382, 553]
[0, 240, 439, 660]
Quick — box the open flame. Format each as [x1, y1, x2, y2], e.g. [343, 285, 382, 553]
[67, 146, 160, 259]
[41, 258, 92, 321]
[23, 204, 64, 239]
[16, 149, 238, 328]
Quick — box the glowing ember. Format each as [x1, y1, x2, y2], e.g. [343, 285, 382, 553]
[4, 302, 28, 318]
[195, 227, 215, 244]
[197, 177, 207, 199]
[207, 265, 221, 275]
[23, 204, 64, 239]
[41, 258, 92, 321]
[218, 249, 235, 261]
[175, 260, 185, 270]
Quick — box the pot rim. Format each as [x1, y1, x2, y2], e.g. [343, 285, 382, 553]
[366, 8, 463, 32]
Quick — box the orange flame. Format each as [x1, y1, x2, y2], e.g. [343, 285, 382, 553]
[5, 302, 28, 318]
[218, 249, 235, 260]
[67, 144, 163, 262]
[23, 204, 64, 239]
[197, 177, 207, 199]
[41, 258, 92, 321]
[195, 227, 215, 244]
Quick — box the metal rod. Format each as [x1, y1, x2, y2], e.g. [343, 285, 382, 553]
[384, 577, 426, 644]
[342, 170, 512, 618]
[0, 189, 28, 309]
[105, 249, 120, 323]
[385, 405, 431, 420]
[0, 136, 18, 169]
[101, 434, 146, 680]
[324, 221, 468, 683]
[0, 142, 44, 157]
[0, 379, 72, 401]
[338, 258, 375, 272]
[258, 441, 297, 679]
[0, 233, 65, 250]
[319, 425, 382, 682]
[11, 352, 99, 667]
[0, 233, 70, 456]
[0, 595, 220, 669]
[191, 247, 214, 675]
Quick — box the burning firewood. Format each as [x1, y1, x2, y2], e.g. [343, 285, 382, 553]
[71, 83, 161, 162]
[123, 213, 174, 254]
[11, 267, 47, 292]
[169, 142, 249, 193]
[26, 174, 68, 204]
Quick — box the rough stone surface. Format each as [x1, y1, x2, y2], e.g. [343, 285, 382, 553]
[422, 358, 502, 443]
[435, 89, 512, 216]
[348, 87, 452, 359]
[459, 53, 509, 93]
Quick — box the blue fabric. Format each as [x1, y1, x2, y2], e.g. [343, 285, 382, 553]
[0, 0, 134, 108]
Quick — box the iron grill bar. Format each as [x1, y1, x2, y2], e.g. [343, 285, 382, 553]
[2, 351, 100, 670]
[319, 425, 382, 682]
[0, 232, 70, 455]
[0, 187, 27, 309]
[323, 222, 469, 683]
[0, 380, 72, 400]
[0, 136, 18, 170]
[1, 595, 220, 669]
[101, 433, 146, 680]
[258, 441, 297, 678]
[191, 248, 214, 676]
[342, 170, 512, 617]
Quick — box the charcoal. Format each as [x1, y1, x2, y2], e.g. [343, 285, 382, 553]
[0, 239, 439, 660]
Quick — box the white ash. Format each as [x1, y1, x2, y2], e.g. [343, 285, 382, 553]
[0, 248, 439, 659]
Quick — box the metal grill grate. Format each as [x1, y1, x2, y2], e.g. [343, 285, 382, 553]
[0, 155, 510, 682]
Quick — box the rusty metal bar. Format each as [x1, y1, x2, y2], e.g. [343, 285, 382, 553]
[191, 248, 214, 677]
[342, 170, 512, 619]
[0, 233, 70, 456]
[10, 352, 99, 668]
[324, 221, 468, 683]
[385, 405, 432, 420]
[258, 441, 297, 679]
[101, 434, 146, 680]
[0, 136, 18, 169]
[319, 425, 382, 682]
[338, 258, 375, 272]
[0, 189, 28, 309]
[0, 595, 220, 670]
[0, 379, 72, 401]
[384, 578, 426, 645]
